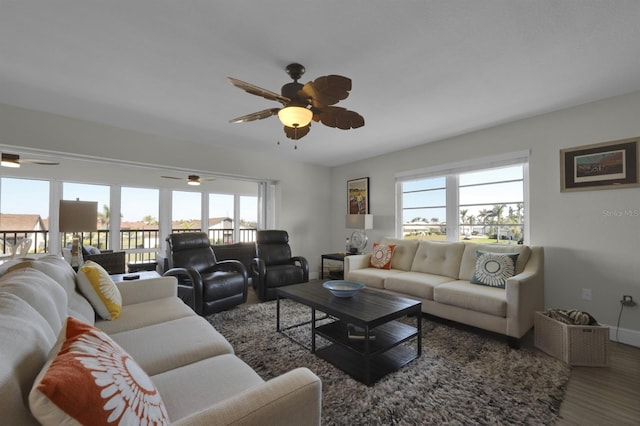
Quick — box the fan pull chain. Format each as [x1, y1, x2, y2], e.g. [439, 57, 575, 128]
[276, 139, 297, 149]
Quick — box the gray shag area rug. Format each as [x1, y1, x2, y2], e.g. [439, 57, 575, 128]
[208, 300, 570, 425]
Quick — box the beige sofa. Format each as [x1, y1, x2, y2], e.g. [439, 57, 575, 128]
[345, 238, 544, 347]
[0, 255, 321, 425]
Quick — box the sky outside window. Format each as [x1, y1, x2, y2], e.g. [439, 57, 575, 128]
[1, 177, 49, 218]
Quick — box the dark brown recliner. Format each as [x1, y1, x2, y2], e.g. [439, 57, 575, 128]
[252, 230, 309, 301]
[163, 232, 248, 315]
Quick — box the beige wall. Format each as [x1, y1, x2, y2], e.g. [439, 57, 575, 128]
[331, 91, 640, 346]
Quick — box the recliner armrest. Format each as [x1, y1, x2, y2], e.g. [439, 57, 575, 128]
[164, 267, 205, 315]
[202, 259, 248, 281]
[291, 256, 309, 281]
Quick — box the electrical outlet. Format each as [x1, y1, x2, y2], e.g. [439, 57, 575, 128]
[582, 288, 592, 301]
[621, 295, 637, 307]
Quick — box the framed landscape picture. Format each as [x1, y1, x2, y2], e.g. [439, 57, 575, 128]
[347, 177, 369, 214]
[560, 137, 640, 192]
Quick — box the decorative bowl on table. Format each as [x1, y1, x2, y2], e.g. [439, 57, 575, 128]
[323, 280, 365, 298]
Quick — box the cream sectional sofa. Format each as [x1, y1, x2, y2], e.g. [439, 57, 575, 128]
[0, 255, 321, 425]
[345, 238, 544, 347]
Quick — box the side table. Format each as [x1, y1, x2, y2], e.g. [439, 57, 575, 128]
[320, 252, 354, 280]
[110, 270, 161, 283]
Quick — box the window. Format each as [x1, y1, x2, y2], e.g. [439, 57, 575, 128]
[209, 193, 234, 244]
[239, 196, 257, 242]
[401, 177, 447, 240]
[0, 177, 49, 254]
[172, 191, 201, 232]
[121, 187, 159, 262]
[63, 182, 109, 250]
[398, 153, 528, 244]
[459, 166, 524, 243]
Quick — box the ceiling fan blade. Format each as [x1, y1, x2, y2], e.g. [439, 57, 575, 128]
[314, 106, 365, 130]
[227, 77, 291, 104]
[22, 159, 60, 165]
[284, 124, 310, 140]
[160, 176, 183, 180]
[229, 108, 280, 124]
[299, 75, 352, 107]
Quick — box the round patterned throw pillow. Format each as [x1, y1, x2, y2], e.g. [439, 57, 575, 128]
[29, 317, 170, 426]
[369, 242, 396, 269]
[470, 251, 520, 289]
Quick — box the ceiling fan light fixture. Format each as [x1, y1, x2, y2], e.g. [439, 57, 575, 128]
[187, 175, 201, 186]
[278, 106, 312, 128]
[1, 153, 21, 168]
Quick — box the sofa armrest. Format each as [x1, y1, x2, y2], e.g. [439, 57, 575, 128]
[505, 246, 545, 338]
[115, 276, 178, 306]
[172, 367, 321, 426]
[344, 253, 372, 278]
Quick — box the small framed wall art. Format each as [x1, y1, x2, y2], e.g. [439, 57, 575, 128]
[560, 137, 639, 192]
[347, 177, 369, 214]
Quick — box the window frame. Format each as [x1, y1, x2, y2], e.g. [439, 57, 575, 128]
[395, 151, 530, 243]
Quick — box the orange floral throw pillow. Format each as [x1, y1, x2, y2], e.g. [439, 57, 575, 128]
[29, 316, 169, 426]
[369, 242, 396, 269]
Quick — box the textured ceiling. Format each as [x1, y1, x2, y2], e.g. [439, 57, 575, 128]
[2, 1, 640, 167]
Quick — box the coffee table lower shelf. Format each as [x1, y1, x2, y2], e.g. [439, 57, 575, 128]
[316, 343, 418, 384]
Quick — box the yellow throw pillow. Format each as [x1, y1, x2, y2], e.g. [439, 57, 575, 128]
[29, 317, 169, 425]
[77, 260, 122, 320]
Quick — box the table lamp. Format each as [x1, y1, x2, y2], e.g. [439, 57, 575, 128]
[345, 214, 373, 254]
[59, 199, 98, 268]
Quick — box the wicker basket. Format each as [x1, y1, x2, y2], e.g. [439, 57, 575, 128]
[534, 311, 608, 366]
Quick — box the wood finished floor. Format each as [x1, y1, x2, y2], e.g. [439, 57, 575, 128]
[556, 341, 640, 425]
[240, 287, 640, 424]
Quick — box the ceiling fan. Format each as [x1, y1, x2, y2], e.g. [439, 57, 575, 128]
[160, 174, 215, 186]
[228, 63, 364, 142]
[1, 153, 59, 168]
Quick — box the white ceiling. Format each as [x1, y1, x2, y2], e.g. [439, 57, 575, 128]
[2, 1, 640, 167]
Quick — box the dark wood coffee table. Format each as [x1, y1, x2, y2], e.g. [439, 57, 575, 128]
[276, 281, 421, 385]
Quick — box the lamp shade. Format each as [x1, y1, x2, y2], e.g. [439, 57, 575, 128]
[59, 200, 98, 233]
[345, 214, 373, 230]
[278, 106, 313, 128]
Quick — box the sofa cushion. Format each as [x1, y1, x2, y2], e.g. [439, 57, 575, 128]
[458, 243, 531, 281]
[110, 316, 234, 376]
[410, 240, 465, 279]
[380, 237, 419, 271]
[0, 293, 57, 426]
[346, 267, 405, 289]
[384, 271, 455, 300]
[7, 255, 95, 324]
[77, 260, 122, 320]
[151, 354, 264, 421]
[29, 317, 170, 426]
[0, 267, 68, 334]
[434, 280, 507, 317]
[369, 242, 396, 269]
[95, 296, 195, 334]
[470, 251, 519, 289]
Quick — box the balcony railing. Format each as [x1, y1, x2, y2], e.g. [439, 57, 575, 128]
[0, 228, 257, 264]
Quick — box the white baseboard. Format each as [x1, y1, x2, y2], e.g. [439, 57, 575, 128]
[605, 324, 640, 348]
